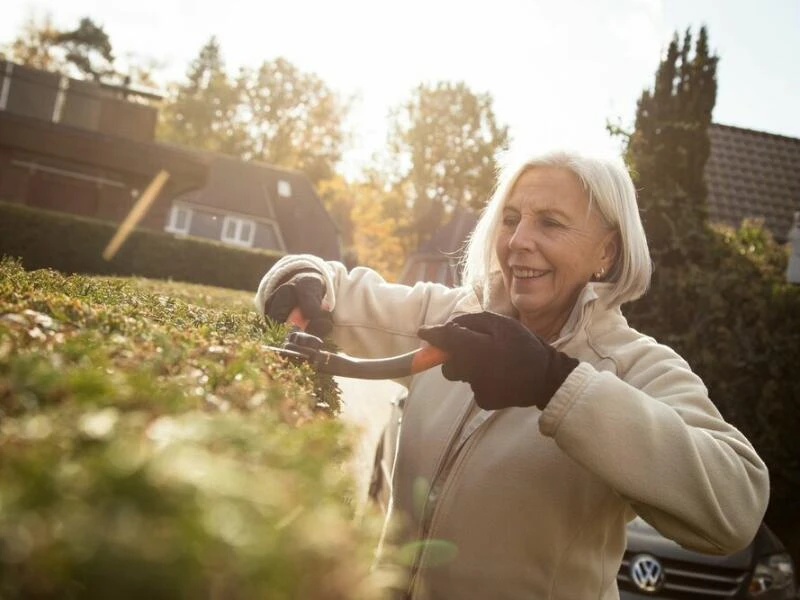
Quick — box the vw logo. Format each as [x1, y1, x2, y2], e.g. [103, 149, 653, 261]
[630, 554, 665, 593]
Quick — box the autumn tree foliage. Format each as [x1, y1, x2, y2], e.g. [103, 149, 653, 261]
[350, 183, 407, 281]
[389, 81, 509, 246]
[158, 39, 349, 185]
[318, 175, 408, 279]
[237, 58, 349, 185]
[2, 13, 62, 71]
[3, 14, 115, 81]
[157, 37, 246, 156]
[2, 13, 160, 89]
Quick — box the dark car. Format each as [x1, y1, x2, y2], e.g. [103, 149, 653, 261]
[368, 389, 797, 600]
[620, 516, 795, 599]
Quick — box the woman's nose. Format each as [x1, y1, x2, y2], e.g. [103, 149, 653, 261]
[508, 221, 537, 252]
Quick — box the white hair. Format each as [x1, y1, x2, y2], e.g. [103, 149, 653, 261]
[461, 149, 652, 308]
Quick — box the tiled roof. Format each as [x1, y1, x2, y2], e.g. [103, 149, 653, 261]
[706, 124, 800, 242]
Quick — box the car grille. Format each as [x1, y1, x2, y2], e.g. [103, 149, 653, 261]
[618, 553, 750, 598]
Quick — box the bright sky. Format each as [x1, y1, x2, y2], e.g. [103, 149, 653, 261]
[4, 0, 799, 179]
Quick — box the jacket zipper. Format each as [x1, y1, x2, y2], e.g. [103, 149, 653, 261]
[405, 399, 481, 597]
[406, 397, 495, 598]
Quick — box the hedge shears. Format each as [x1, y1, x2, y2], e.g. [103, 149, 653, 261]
[264, 308, 448, 380]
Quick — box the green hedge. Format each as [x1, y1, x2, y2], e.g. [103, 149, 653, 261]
[0, 202, 282, 292]
[626, 220, 800, 558]
[0, 258, 390, 598]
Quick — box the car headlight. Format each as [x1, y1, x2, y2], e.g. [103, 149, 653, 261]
[748, 553, 796, 597]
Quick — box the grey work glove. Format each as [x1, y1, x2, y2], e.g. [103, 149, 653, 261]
[417, 311, 578, 411]
[263, 272, 333, 338]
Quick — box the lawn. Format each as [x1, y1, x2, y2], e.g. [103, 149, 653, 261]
[0, 258, 388, 599]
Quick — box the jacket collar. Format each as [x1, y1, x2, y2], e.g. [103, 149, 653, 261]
[552, 282, 616, 346]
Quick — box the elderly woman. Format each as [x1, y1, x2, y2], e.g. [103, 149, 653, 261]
[255, 151, 769, 599]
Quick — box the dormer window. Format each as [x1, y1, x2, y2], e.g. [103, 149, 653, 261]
[277, 180, 292, 198]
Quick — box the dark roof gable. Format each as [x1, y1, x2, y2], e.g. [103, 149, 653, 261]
[418, 207, 479, 256]
[175, 152, 341, 260]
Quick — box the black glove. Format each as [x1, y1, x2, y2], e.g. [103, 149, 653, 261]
[263, 274, 333, 338]
[417, 312, 579, 411]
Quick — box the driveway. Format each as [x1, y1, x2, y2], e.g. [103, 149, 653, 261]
[335, 377, 403, 518]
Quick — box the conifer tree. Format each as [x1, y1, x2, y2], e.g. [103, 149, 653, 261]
[54, 17, 115, 81]
[158, 37, 246, 155]
[625, 27, 718, 266]
[622, 28, 800, 546]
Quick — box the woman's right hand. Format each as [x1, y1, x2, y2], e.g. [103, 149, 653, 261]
[263, 274, 333, 337]
[417, 312, 578, 411]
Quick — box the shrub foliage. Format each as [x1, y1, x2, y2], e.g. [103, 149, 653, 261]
[0, 258, 387, 598]
[627, 223, 800, 531]
[622, 26, 800, 557]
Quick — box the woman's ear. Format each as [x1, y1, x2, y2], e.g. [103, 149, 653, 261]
[600, 231, 620, 272]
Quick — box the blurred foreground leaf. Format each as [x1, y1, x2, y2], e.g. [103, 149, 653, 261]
[0, 258, 386, 598]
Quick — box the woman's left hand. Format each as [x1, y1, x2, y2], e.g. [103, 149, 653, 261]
[418, 312, 579, 411]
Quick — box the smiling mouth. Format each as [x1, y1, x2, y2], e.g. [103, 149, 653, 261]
[511, 267, 550, 279]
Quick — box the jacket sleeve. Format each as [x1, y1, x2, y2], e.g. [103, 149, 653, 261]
[539, 335, 769, 555]
[254, 254, 481, 360]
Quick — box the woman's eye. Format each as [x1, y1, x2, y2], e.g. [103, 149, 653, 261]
[542, 218, 563, 228]
[502, 215, 519, 227]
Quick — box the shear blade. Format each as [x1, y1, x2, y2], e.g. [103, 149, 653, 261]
[263, 345, 314, 362]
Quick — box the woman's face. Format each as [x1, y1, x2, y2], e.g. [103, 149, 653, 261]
[495, 166, 616, 338]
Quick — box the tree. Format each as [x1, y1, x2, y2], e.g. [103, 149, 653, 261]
[3, 13, 162, 93]
[237, 58, 349, 184]
[317, 176, 356, 249]
[388, 81, 509, 245]
[624, 27, 718, 266]
[2, 13, 62, 71]
[53, 17, 115, 81]
[318, 174, 410, 277]
[617, 26, 800, 565]
[349, 180, 408, 280]
[157, 37, 247, 155]
[622, 26, 718, 333]
[115, 53, 167, 92]
[159, 49, 348, 181]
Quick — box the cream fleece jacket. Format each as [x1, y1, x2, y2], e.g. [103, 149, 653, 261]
[255, 255, 770, 600]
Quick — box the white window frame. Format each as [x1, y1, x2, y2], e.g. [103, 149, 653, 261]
[221, 215, 256, 248]
[277, 179, 292, 198]
[166, 204, 193, 234]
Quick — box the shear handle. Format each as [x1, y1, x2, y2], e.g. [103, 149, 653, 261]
[284, 307, 448, 378]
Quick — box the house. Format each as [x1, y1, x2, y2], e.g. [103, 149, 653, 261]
[0, 60, 207, 229]
[0, 60, 342, 261]
[398, 207, 478, 286]
[706, 123, 800, 243]
[165, 153, 342, 260]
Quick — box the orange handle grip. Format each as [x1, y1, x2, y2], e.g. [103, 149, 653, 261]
[409, 343, 450, 374]
[286, 306, 310, 331]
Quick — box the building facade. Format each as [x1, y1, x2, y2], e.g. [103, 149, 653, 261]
[0, 60, 206, 229]
[0, 61, 341, 261]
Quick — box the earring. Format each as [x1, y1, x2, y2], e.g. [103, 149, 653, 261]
[594, 267, 605, 280]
